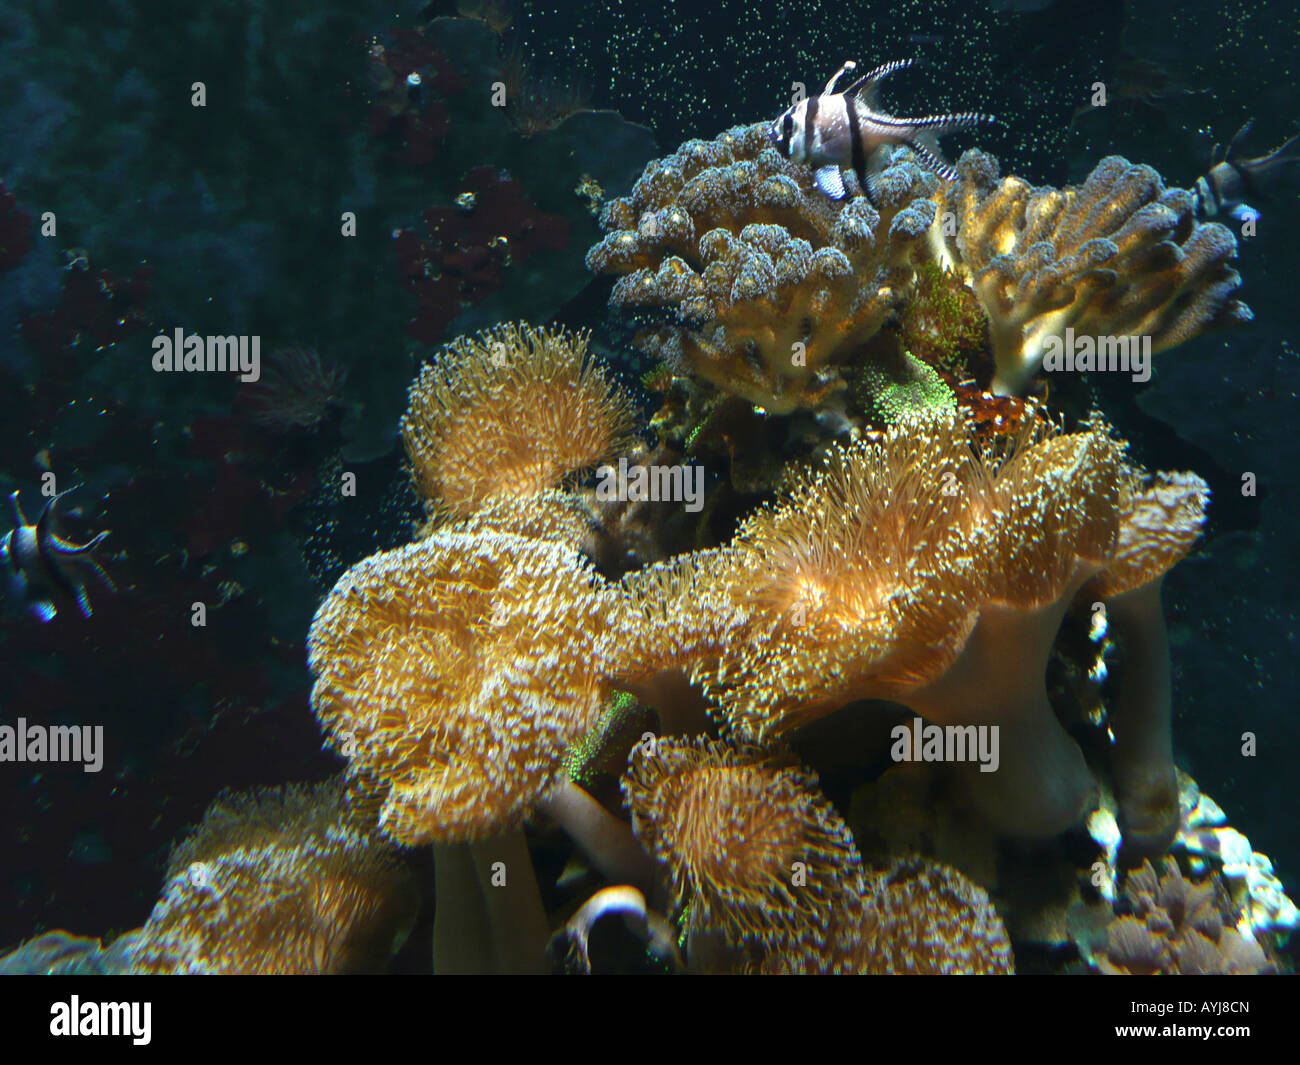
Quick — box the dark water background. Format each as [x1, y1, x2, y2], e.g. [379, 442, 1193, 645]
[0, 0, 1296, 958]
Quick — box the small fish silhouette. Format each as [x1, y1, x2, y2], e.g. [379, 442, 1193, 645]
[1194, 119, 1300, 225]
[1, 487, 115, 622]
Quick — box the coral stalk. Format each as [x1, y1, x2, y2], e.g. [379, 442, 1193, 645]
[1106, 580, 1178, 862]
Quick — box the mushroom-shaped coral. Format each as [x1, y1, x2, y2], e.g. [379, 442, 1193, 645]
[610, 549, 753, 734]
[693, 410, 1122, 837]
[129, 781, 419, 974]
[308, 528, 632, 844]
[1087, 471, 1208, 861]
[587, 124, 940, 413]
[400, 322, 635, 520]
[1095, 859, 1275, 974]
[858, 856, 1015, 974]
[762, 854, 1015, 975]
[621, 736, 867, 969]
[451, 487, 596, 547]
[934, 151, 1252, 395]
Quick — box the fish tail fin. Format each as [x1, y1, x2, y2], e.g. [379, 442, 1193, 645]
[861, 173, 880, 206]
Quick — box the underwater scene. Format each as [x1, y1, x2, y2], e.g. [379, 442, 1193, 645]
[1, 0, 1298, 985]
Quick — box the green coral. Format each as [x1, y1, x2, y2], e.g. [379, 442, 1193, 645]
[858, 347, 957, 424]
[563, 690, 646, 788]
[899, 263, 989, 376]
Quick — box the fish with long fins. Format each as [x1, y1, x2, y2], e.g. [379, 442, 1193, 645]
[1194, 119, 1300, 226]
[1, 487, 115, 622]
[769, 59, 994, 202]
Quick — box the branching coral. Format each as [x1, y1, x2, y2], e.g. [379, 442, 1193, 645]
[1095, 859, 1274, 974]
[129, 781, 419, 975]
[401, 322, 635, 520]
[586, 124, 940, 413]
[934, 150, 1253, 395]
[308, 528, 634, 845]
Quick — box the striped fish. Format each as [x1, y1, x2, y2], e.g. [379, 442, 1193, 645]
[1, 488, 114, 622]
[1193, 119, 1300, 226]
[768, 59, 994, 201]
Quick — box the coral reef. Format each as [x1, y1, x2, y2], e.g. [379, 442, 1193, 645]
[587, 123, 940, 415]
[6, 11, 1283, 974]
[933, 151, 1253, 395]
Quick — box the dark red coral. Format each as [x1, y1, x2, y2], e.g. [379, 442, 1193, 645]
[395, 165, 569, 345]
[362, 27, 465, 166]
[19, 258, 153, 361]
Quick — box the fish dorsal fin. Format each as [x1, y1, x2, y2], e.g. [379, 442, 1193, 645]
[814, 166, 847, 200]
[35, 486, 80, 544]
[35, 495, 57, 544]
[1223, 119, 1254, 162]
[844, 58, 915, 111]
